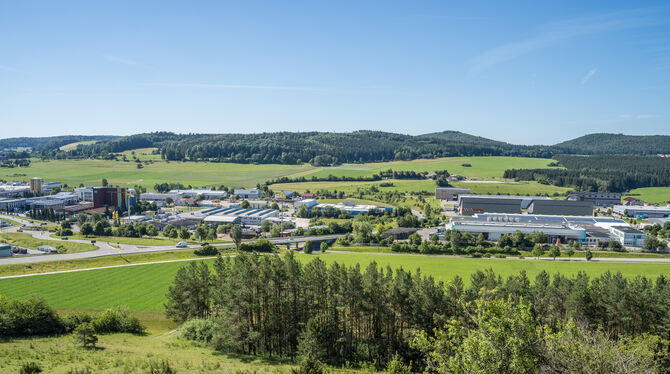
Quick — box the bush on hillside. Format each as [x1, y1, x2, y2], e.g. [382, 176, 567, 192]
[91, 307, 145, 334]
[180, 318, 218, 343]
[194, 245, 218, 256]
[238, 239, 276, 253]
[0, 296, 65, 337]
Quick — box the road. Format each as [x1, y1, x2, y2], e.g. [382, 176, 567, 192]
[0, 214, 342, 265]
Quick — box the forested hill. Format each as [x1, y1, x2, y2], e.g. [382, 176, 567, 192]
[34, 131, 554, 165]
[552, 133, 670, 155]
[419, 130, 512, 147]
[0, 135, 118, 151]
[4, 131, 670, 165]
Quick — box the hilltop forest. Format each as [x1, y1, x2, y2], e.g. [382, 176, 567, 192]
[3, 131, 670, 166]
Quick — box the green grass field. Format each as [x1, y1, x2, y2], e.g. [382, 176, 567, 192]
[3, 159, 316, 190]
[3, 156, 559, 191]
[0, 333, 301, 374]
[300, 156, 559, 180]
[0, 232, 96, 253]
[625, 187, 670, 205]
[1, 252, 668, 313]
[55, 234, 181, 246]
[270, 179, 570, 196]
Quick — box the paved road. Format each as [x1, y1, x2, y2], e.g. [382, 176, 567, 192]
[0, 215, 342, 265]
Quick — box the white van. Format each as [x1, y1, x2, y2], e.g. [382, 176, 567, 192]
[176, 241, 188, 248]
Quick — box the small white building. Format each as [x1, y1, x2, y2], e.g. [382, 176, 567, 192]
[234, 189, 261, 199]
[609, 226, 646, 247]
[295, 199, 318, 209]
[75, 187, 94, 202]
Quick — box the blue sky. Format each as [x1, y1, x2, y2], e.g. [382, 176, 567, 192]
[1, 1, 669, 144]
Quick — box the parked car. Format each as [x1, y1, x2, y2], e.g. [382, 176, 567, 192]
[176, 241, 188, 248]
[200, 242, 209, 247]
[61, 237, 68, 240]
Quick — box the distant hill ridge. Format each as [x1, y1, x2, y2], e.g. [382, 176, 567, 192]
[1, 131, 669, 164]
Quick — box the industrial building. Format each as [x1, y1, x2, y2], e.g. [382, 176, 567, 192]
[435, 187, 471, 201]
[0, 198, 28, 212]
[447, 213, 633, 246]
[295, 199, 318, 209]
[609, 226, 646, 247]
[567, 192, 622, 206]
[93, 187, 134, 210]
[234, 189, 261, 199]
[29, 177, 42, 194]
[527, 199, 593, 216]
[613, 205, 670, 218]
[0, 183, 30, 198]
[41, 182, 62, 194]
[75, 187, 94, 202]
[457, 195, 551, 215]
[140, 192, 181, 202]
[169, 189, 228, 199]
[199, 207, 280, 226]
[316, 201, 393, 216]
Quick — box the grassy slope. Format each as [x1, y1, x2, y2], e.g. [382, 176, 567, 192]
[300, 156, 559, 179]
[3, 159, 316, 190]
[1, 252, 668, 313]
[270, 179, 570, 196]
[625, 187, 670, 205]
[55, 234, 181, 246]
[0, 333, 300, 374]
[0, 232, 96, 253]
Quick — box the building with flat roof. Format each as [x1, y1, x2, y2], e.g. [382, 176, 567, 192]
[613, 205, 670, 218]
[234, 189, 261, 199]
[458, 195, 544, 215]
[294, 199, 318, 209]
[0, 244, 12, 257]
[93, 187, 133, 210]
[435, 187, 471, 201]
[199, 207, 280, 226]
[0, 183, 30, 198]
[567, 192, 622, 206]
[609, 226, 646, 247]
[75, 187, 94, 202]
[316, 201, 393, 216]
[0, 198, 28, 212]
[140, 192, 180, 202]
[447, 213, 629, 245]
[169, 189, 228, 199]
[527, 199, 593, 216]
[29, 177, 42, 194]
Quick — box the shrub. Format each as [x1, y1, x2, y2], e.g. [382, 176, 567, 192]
[0, 296, 64, 337]
[291, 354, 324, 374]
[63, 312, 94, 332]
[146, 359, 177, 374]
[19, 362, 42, 374]
[180, 318, 218, 343]
[91, 307, 145, 334]
[238, 239, 277, 252]
[193, 245, 218, 256]
[303, 241, 313, 254]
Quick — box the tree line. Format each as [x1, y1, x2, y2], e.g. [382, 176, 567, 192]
[504, 155, 670, 192]
[165, 253, 670, 371]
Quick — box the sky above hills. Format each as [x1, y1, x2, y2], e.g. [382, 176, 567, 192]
[1, 1, 669, 144]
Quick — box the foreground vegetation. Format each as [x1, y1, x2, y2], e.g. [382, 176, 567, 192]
[165, 253, 670, 371]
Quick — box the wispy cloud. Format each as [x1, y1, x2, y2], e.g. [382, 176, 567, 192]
[581, 68, 597, 84]
[469, 7, 664, 75]
[103, 54, 139, 66]
[144, 83, 318, 91]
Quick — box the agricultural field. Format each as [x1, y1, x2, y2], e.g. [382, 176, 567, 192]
[2, 158, 314, 190]
[1, 252, 668, 313]
[299, 156, 559, 180]
[270, 179, 570, 196]
[2, 156, 559, 192]
[119, 147, 163, 161]
[0, 232, 96, 253]
[625, 187, 670, 205]
[58, 140, 97, 151]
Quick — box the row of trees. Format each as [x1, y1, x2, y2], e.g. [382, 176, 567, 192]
[165, 254, 670, 370]
[504, 155, 670, 192]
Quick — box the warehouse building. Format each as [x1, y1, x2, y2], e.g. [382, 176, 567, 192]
[435, 187, 471, 201]
[234, 189, 261, 199]
[199, 207, 280, 226]
[457, 195, 551, 215]
[527, 199, 593, 216]
[613, 205, 670, 218]
[447, 213, 631, 246]
[75, 187, 94, 202]
[169, 189, 228, 199]
[567, 192, 622, 206]
[0, 183, 30, 198]
[0, 198, 28, 212]
[294, 199, 318, 209]
[140, 192, 180, 202]
[316, 201, 393, 216]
